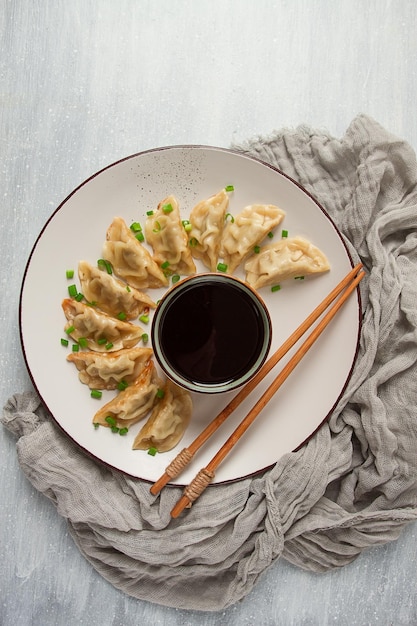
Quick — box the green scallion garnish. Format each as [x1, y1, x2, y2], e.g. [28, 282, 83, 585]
[105, 342, 114, 350]
[126, 285, 131, 292]
[294, 276, 305, 280]
[97, 337, 107, 345]
[147, 447, 158, 456]
[105, 415, 117, 427]
[139, 314, 149, 324]
[97, 259, 113, 274]
[267, 231, 274, 239]
[93, 423, 99, 429]
[135, 232, 145, 242]
[61, 338, 69, 347]
[161, 260, 170, 270]
[130, 222, 142, 233]
[68, 284, 78, 298]
[75, 292, 84, 302]
[72, 344, 79, 352]
[162, 203, 173, 213]
[271, 284, 281, 292]
[156, 388, 165, 399]
[146, 210, 154, 216]
[78, 337, 88, 348]
[217, 262, 228, 273]
[254, 245, 260, 254]
[117, 311, 127, 321]
[152, 221, 161, 233]
[281, 229, 288, 238]
[91, 389, 102, 399]
[172, 274, 180, 284]
[66, 269, 74, 279]
[225, 185, 234, 192]
[111, 425, 120, 433]
[225, 213, 234, 223]
[189, 237, 198, 247]
[182, 220, 192, 232]
[117, 380, 128, 391]
[119, 427, 129, 436]
[65, 325, 75, 335]
[141, 333, 149, 344]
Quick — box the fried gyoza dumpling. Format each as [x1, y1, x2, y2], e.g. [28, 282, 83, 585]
[219, 204, 286, 273]
[132, 379, 193, 452]
[187, 189, 229, 271]
[145, 195, 196, 276]
[103, 217, 168, 289]
[78, 260, 156, 320]
[66, 346, 153, 389]
[62, 298, 144, 352]
[244, 236, 330, 289]
[93, 361, 162, 429]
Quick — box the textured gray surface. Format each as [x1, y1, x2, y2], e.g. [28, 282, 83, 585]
[1, 1, 417, 624]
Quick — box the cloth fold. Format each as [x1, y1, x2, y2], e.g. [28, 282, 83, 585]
[3, 114, 417, 611]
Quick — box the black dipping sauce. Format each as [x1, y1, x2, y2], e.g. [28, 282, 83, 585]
[157, 279, 266, 386]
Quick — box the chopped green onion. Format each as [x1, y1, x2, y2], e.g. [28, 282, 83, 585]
[271, 284, 281, 292]
[65, 325, 75, 335]
[162, 203, 173, 213]
[141, 333, 149, 344]
[182, 220, 192, 232]
[111, 425, 120, 433]
[97, 259, 113, 274]
[130, 222, 142, 233]
[78, 337, 88, 348]
[61, 338, 69, 347]
[294, 276, 305, 280]
[135, 232, 145, 242]
[225, 213, 235, 223]
[119, 427, 129, 436]
[146, 210, 154, 216]
[91, 389, 102, 399]
[139, 314, 149, 324]
[281, 229, 288, 238]
[117, 311, 127, 321]
[267, 231, 274, 239]
[172, 274, 180, 284]
[156, 388, 165, 399]
[86, 300, 97, 307]
[254, 245, 261, 254]
[105, 415, 117, 427]
[117, 380, 128, 391]
[152, 221, 161, 233]
[105, 342, 114, 350]
[66, 269, 74, 279]
[68, 284, 78, 298]
[161, 260, 170, 270]
[225, 185, 234, 192]
[126, 285, 131, 292]
[97, 337, 107, 345]
[75, 292, 84, 302]
[189, 237, 198, 247]
[147, 447, 158, 456]
[72, 343, 79, 352]
[93, 423, 99, 429]
[217, 262, 228, 273]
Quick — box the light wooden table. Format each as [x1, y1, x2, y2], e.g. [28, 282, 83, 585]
[1, 2, 416, 624]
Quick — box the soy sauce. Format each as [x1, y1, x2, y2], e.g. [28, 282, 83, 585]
[157, 279, 266, 386]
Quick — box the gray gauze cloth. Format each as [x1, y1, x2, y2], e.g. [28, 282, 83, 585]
[3, 114, 417, 611]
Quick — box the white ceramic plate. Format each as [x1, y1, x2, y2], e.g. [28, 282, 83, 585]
[20, 146, 361, 485]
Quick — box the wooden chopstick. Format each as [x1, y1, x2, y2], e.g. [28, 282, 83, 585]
[170, 266, 365, 518]
[150, 263, 363, 497]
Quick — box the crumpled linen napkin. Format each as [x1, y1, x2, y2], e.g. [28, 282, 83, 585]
[3, 114, 417, 611]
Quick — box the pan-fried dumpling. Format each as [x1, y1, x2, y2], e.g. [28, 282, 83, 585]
[244, 236, 330, 289]
[219, 204, 286, 273]
[132, 379, 193, 452]
[66, 346, 153, 389]
[103, 217, 168, 289]
[145, 195, 196, 275]
[93, 361, 162, 428]
[62, 298, 144, 352]
[78, 260, 156, 320]
[187, 189, 229, 271]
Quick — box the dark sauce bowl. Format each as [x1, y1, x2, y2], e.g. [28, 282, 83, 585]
[151, 273, 272, 394]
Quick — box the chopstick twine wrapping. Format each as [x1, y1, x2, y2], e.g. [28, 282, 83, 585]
[3, 114, 417, 611]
